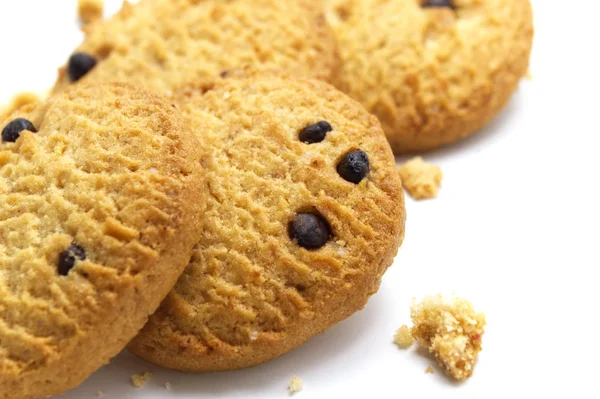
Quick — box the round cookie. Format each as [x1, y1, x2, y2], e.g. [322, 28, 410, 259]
[326, 0, 534, 153]
[0, 83, 205, 398]
[128, 70, 406, 372]
[52, 0, 340, 94]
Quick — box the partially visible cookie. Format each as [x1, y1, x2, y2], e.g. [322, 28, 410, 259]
[326, 0, 534, 153]
[128, 71, 406, 372]
[53, 0, 339, 93]
[0, 83, 205, 398]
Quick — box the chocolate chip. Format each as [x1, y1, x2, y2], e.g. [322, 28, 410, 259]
[299, 121, 332, 144]
[67, 53, 98, 82]
[220, 70, 229, 78]
[289, 213, 331, 250]
[2, 118, 37, 143]
[422, 0, 456, 9]
[337, 149, 370, 184]
[58, 244, 86, 276]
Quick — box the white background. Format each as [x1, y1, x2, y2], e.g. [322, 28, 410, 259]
[1, 0, 599, 397]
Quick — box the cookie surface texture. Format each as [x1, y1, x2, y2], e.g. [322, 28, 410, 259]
[53, 0, 339, 93]
[0, 83, 205, 398]
[128, 72, 406, 371]
[326, 0, 534, 153]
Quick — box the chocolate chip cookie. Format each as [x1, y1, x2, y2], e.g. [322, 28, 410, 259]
[128, 70, 406, 372]
[326, 0, 534, 153]
[53, 0, 339, 94]
[0, 83, 205, 398]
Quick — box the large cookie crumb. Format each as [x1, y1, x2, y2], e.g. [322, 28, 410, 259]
[393, 325, 415, 348]
[288, 376, 304, 395]
[78, 0, 104, 24]
[411, 295, 486, 380]
[397, 157, 442, 200]
[131, 372, 153, 388]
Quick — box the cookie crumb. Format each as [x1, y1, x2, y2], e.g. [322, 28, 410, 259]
[393, 325, 414, 349]
[131, 372, 153, 388]
[397, 157, 442, 200]
[425, 366, 435, 374]
[165, 382, 172, 390]
[411, 294, 486, 381]
[78, 0, 104, 25]
[97, 392, 104, 397]
[288, 376, 304, 395]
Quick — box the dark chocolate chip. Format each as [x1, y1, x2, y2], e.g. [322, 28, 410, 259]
[67, 53, 98, 82]
[299, 121, 332, 144]
[2, 118, 37, 143]
[58, 244, 86, 276]
[422, 0, 456, 10]
[220, 70, 229, 78]
[289, 213, 331, 250]
[337, 149, 370, 184]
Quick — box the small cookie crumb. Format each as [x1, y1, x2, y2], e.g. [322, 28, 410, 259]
[97, 392, 104, 397]
[411, 294, 486, 380]
[288, 376, 304, 395]
[425, 366, 435, 374]
[78, 0, 104, 25]
[165, 382, 172, 390]
[131, 372, 153, 388]
[393, 325, 414, 349]
[397, 157, 443, 200]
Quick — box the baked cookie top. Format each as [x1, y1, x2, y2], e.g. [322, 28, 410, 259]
[0, 83, 205, 398]
[128, 70, 406, 372]
[327, 0, 534, 153]
[53, 0, 339, 94]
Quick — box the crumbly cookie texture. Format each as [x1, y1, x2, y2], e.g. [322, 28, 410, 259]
[326, 0, 534, 153]
[410, 295, 486, 381]
[128, 70, 406, 372]
[78, 0, 104, 25]
[131, 372, 153, 388]
[289, 376, 304, 395]
[0, 92, 42, 121]
[397, 157, 442, 200]
[54, 0, 339, 93]
[0, 83, 205, 399]
[394, 325, 415, 349]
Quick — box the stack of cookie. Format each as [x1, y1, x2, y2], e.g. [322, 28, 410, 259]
[0, 0, 532, 397]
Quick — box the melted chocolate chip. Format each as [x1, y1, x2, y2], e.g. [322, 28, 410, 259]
[422, 0, 456, 10]
[289, 213, 331, 250]
[58, 244, 86, 276]
[2, 118, 37, 143]
[299, 121, 332, 144]
[337, 149, 370, 184]
[67, 53, 98, 82]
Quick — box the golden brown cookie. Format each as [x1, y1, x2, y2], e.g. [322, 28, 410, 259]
[53, 0, 339, 94]
[0, 83, 205, 398]
[326, 0, 534, 153]
[128, 71, 406, 372]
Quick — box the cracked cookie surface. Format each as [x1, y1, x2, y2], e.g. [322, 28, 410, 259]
[0, 83, 205, 398]
[54, 0, 339, 94]
[128, 71, 405, 372]
[326, 0, 534, 153]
